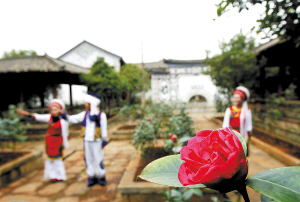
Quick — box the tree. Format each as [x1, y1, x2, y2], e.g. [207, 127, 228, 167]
[205, 32, 259, 101]
[81, 57, 122, 116]
[2, 49, 37, 59]
[119, 64, 150, 104]
[217, 0, 300, 44]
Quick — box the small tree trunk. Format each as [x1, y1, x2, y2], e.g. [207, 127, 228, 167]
[105, 98, 110, 117]
[141, 69, 146, 108]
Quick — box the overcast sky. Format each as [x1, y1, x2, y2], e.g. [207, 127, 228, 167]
[0, 0, 267, 63]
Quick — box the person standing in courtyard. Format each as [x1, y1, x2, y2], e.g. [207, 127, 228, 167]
[17, 99, 69, 182]
[67, 93, 108, 187]
[222, 86, 253, 156]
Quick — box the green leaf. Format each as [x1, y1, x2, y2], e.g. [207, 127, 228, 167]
[182, 189, 194, 200]
[211, 196, 218, 202]
[172, 146, 182, 154]
[183, 189, 203, 200]
[246, 167, 300, 202]
[170, 189, 182, 199]
[232, 130, 247, 156]
[178, 136, 191, 144]
[261, 194, 275, 202]
[139, 155, 206, 188]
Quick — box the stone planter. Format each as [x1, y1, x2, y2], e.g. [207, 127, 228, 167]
[112, 125, 167, 140]
[111, 125, 137, 140]
[118, 141, 224, 202]
[0, 150, 43, 188]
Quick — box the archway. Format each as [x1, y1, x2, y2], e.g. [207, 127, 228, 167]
[188, 95, 207, 103]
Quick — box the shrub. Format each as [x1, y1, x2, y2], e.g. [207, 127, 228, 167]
[0, 104, 28, 153]
[133, 117, 156, 155]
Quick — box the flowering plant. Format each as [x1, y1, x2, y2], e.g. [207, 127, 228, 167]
[139, 128, 300, 202]
[169, 134, 178, 142]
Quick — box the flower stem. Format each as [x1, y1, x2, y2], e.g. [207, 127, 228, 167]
[237, 185, 250, 202]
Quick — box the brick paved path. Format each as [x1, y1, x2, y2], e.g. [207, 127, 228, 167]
[0, 112, 287, 202]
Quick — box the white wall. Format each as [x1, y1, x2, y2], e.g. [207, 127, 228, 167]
[58, 84, 87, 106]
[58, 42, 122, 105]
[59, 42, 121, 72]
[177, 75, 217, 106]
[150, 74, 217, 106]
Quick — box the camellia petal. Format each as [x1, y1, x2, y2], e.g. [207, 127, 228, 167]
[180, 147, 207, 167]
[178, 128, 248, 193]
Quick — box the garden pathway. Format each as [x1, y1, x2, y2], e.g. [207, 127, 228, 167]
[0, 112, 287, 202]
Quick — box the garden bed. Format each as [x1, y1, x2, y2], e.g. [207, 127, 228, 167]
[112, 125, 167, 140]
[0, 152, 29, 166]
[118, 125, 137, 130]
[111, 125, 137, 140]
[118, 140, 225, 202]
[252, 128, 300, 159]
[0, 150, 43, 188]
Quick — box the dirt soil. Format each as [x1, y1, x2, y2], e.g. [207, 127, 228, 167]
[0, 152, 29, 166]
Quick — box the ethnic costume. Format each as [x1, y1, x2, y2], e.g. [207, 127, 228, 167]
[68, 94, 108, 186]
[223, 86, 253, 145]
[31, 99, 69, 181]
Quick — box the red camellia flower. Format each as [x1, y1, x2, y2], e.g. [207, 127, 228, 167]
[178, 128, 248, 193]
[148, 118, 151, 121]
[135, 110, 138, 113]
[170, 134, 178, 142]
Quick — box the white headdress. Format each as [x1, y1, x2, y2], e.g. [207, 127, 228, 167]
[49, 99, 65, 111]
[84, 94, 101, 115]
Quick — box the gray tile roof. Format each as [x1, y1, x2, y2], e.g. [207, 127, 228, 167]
[135, 60, 169, 73]
[164, 59, 205, 64]
[135, 58, 205, 73]
[0, 54, 90, 74]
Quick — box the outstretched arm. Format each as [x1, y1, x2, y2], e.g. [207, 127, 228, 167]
[16, 108, 30, 116]
[17, 108, 50, 123]
[68, 111, 85, 124]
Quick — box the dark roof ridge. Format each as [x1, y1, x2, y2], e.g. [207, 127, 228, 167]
[46, 54, 89, 70]
[163, 58, 205, 63]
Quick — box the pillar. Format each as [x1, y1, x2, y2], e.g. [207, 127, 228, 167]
[69, 84, 73, 107]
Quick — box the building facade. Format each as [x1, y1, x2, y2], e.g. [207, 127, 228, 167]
[58, 41, 125, 105]
[142, 59, 218, 109]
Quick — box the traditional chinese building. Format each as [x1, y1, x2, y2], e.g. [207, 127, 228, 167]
[58, 40, 125, 105]
[0, 54, 89, 111]
[253, 38, 300, 98]
[140, 59, 218, 109]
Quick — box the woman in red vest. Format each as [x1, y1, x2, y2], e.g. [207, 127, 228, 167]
[222, 86, 253, 156]
[17, 99, 69, 182]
